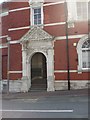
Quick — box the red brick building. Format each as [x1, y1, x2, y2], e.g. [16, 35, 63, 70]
[0, 0, 89, 92]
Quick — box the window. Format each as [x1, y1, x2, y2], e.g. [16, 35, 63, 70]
[76, 2, 88, 21]
[0, 9, 8, 17]
[77, 35, 90, 72]
[30, 0, 43, 26]
[0, 2, 8, 17]
[33, 8, 41, 25]
[67, 1, 88, 21]
[82, 40, 90, 69]
[31, 6, 43, 26]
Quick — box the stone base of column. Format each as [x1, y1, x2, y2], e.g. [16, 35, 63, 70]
[47, 86, 55, 92]
[47, 76, 55, 92]
[21, 76, 29, 92]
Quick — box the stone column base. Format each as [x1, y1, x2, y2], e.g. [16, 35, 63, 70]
[47, 87, 55, 92]
[47, 76, 55, 91]
[21, 76, 29, 92]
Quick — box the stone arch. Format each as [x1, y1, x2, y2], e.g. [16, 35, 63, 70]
[77, 35, 88, 52]
[27, 50, 47, 63]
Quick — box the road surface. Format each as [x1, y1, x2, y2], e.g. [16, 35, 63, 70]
[1, 94, 88, 118]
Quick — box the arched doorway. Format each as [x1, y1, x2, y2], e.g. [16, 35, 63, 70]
[20, 26, 55, 92]
[31, 52, 47, 90]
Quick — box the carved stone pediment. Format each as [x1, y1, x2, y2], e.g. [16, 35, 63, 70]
[20, 26, 53, 43]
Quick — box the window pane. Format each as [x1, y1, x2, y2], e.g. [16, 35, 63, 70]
[34, 15, 37, 19]
[82, 50, 90, 68]
[82, 40, 90, 48]
[34, 19, 37, 25]
[88, 62, 90, 68]
[38, 8, 41, 13]
[34, 20, 37, 24]
[38, 20, 41, 24]
[34, 9, 38, 14]
[82, 62, 86, 68]
[77, 2, 88, 20]
[38, 14, 41, 19]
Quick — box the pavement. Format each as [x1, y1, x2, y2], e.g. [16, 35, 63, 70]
[1, 88, 89, 100]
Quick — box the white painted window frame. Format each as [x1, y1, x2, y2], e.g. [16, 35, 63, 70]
[76, 1, 88, 21]
[77, 35, 90, 72]
[67, 0, 88, 22]
[67, 0, 77, 22]
[30, 4, 43, 26]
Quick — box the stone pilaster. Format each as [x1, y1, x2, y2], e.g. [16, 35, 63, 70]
[47, 49, 54, 91]
[21, 44, 29, 92]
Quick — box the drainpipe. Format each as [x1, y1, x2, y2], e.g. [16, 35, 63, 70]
[0, 39, 2, 82]
[64, 1, 70, 90]
[7, 36, 11, 94]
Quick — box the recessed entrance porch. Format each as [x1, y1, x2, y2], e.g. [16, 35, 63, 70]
[31, 52, 47, 91]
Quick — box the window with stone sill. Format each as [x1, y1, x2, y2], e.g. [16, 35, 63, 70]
[76, 2, 88, 21]
[67, 1, 88, 22]
[31, 6, 43, 26]
[77, 35, 90, 72]
[0, 2, 8, 17]
[33, 8, 41, 25]
[82, 40, 90, 70]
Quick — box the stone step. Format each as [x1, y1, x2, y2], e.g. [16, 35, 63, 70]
[30, 84, 47, 91]
[29, 89, 46, 92]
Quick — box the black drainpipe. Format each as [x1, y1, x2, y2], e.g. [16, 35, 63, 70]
[64, 1, 70, 90]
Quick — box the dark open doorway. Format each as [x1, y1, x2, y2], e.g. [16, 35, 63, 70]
[31, 52, 47, 91]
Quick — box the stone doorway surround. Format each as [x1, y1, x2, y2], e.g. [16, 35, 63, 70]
[20, 26, 55, 92]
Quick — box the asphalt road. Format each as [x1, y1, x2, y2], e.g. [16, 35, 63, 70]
[1, 94, 88, 118]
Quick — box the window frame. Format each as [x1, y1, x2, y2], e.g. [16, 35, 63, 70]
[76, 2, 88, 21]
[31, 5, 43, 26]
[67, 0, 88, 22]
[82, 48, 90, 70]
[77, 35, 90, 72]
